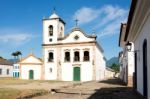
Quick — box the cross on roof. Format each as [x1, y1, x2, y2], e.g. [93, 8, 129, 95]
[53, 7, 56, 13]
[75, 19, 79, 27]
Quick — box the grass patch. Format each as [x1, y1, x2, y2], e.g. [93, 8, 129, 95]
[0, 88, 48, 99]
[0, 88, 21, 99]
[0, 77, 65, 85]
[0, 77, 76, 98]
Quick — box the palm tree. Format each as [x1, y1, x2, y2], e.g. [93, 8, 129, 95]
[11, 52, 17, 59]
[11, 52, 17, 63]
[16, 51, 22, 60]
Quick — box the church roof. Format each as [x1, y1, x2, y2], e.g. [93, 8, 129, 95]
[49, 12, 59, 19]
[43, 12, 65, 24]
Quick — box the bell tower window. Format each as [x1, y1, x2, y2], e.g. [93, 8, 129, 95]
[48, 52, 54, 62]
[49, 25, 53, 36]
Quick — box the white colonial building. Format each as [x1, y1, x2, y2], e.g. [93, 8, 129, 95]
[13, 63, 20, 78]
[123, 0, 150, 99]
[119, 23, 135, 86]
[0, 57, 13, 77]
[19, 54, 43, 80]
[42, 12, 106, 81]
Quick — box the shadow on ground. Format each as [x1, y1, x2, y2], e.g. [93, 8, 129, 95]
[88, 78, 144, 99]
[99, 78, 125, 86]
[87, 87, 144, 99]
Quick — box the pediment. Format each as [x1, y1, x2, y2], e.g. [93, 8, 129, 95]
[58, 28, 96, 43]
[20, 54, 42, 64]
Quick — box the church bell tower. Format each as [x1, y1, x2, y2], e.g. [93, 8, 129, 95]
[42, 11, 65, 44]
[42, 11, 65, 80]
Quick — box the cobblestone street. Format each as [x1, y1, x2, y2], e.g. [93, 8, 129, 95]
[33, 78, 143, 99]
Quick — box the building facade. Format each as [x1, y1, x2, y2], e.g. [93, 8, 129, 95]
[124, 0, 150, 99]
[119, 23, 135, 86]
[13, 64, 20, 78]
[19, 54, 43, 80]
[0, 58, 13, 77]
[42, 12, 106, 81]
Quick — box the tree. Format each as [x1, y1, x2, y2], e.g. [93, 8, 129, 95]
[110, 63, 119, 77]
[11, 51, 22, 63]
[16, 51, 22, 60]
[11, 52, 17, 59]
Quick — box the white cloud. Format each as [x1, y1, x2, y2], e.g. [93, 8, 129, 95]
[94, 5, 128, 29]
[0, 29, 33, 46]
[73, 5, 128, 37]
[73, 7, 101, 25]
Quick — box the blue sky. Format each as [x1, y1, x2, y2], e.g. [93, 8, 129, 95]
[0, 0, 131, 60]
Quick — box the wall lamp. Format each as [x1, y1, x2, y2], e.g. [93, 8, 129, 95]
[126, 42, 132, 51]
[126, 41, 140, 53]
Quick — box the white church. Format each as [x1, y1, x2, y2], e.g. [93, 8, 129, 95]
[19, 11, 106, 81]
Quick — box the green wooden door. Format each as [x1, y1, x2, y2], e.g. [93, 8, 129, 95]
[29, 70, 34, 79]
[73, 67, 80, 81]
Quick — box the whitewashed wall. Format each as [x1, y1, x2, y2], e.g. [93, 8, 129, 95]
[95, 45, 106, 80]
[21, 65, 41, 80]
[43, 19, 64, 44]
[61, 46, 93, 81]
[20, 55, 42, 80]
[0, 65, 13, 77]
[44, 48, 58, 80]
[13, 64, 20, 73]
[134, 15, 150, 98]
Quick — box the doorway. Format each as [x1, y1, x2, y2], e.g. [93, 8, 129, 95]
[73, 67, 80, 81]
[29, 70, 34, 79]
[143, 39, 147, 98]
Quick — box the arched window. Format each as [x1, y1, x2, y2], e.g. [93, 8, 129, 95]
[74, 51, 80, 62]
[48, 52, 54, 62]
[64, 52, 70, 62]
[49, 25, 53, 36]
[84, 51, 89, 61]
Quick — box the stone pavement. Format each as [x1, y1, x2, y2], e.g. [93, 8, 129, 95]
[33, 78, 144, 99]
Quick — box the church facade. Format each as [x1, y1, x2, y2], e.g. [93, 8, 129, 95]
[42, 12, 106, 81]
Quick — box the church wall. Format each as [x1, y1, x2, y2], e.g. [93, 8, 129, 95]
[80, 62, 93, 81]
[60, 46, 94, 81]
[44, 48, 58, 80]
[95, 46, 106, 80]
[61, 63, 73, 81]
[134, 15, 150, 98]
[21, 65, 41, 80]
[58, 21, 65, 38]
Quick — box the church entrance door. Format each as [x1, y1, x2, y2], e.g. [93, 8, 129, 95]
[29, 70, 34, 79]
[73, 67, 80, 81]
